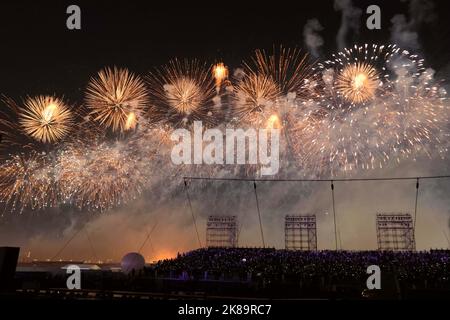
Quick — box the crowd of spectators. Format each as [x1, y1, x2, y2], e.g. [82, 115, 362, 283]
[150, 248, 450, 289]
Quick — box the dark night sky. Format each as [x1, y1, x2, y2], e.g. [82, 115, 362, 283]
[0, 0, 449, 102]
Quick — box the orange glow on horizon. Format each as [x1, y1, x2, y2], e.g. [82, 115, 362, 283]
[146, 249, 178, 262]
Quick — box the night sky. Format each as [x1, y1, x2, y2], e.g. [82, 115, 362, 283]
[1, 0, 449, 102]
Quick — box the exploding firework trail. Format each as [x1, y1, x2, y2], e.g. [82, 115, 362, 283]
[86, 67, 149, 133]
[54, 109, 177, 211]
[0, 96, 22, 155]
[0, 152, 58, 212]
[57, 140, 149, 211]
[146, 59, 219, 127]
[336, 62, 379, 104]
[0, 79, 164, 212]
[0, 44, 449, 212]
[377, 68, 449, 160]
[18, 96, 74, 144]
[212, 63, 229, 93]
[291, 44, 449, 174]
[233, 47, 313, 127]
[232, 47, 314, 173]
[0, 96, 80, 212]
[0, 95, 75, 154]
[233, 73, 280, 125]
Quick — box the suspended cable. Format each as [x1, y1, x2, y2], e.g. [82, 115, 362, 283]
[85, 229, 99, 263]
[138, 220, 159, 254]
[331, 180, 338, 250]
[51, 225, 86, 261]
[183, 174, 450, 251]
[414, 178, 420, 232]
[442, 231, 450, 248]
[183, 175, 450, 183]
[183, 179, 202, 248]
[253, 181, 265, 248]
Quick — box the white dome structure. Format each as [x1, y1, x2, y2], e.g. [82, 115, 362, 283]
[121, 252, 145, 274]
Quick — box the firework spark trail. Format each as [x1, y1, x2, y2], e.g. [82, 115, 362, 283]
[0, 96, 82, 212]
[0, 152, 58, 213]
[1, 95, 76, 157]
[54, 114, 178, 212]
[0, 45, 449, 212]
[86, 67, 149, 133]
[56, 140, 150, 211]
[336, 62, 379, 104]
[0, 97, 21, 156]
[313, 44, 424, 110]
[146, 59, 218, 127]
[19, 96, 74, 144]
[230, 47, 315, 177]
[372, 68, 449, 161]
[233, 47, 313, 127]
[213, 63, 229, 93]
[251, 47, 313, 97]
[290, 44, 450, 175]
[233, 73, 281, 125]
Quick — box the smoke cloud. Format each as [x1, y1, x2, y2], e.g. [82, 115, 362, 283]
[303, 19, 324, 58]
[334, 0, 362, 50]
[2, 155, 450, 263]
[390, 0, 437, 49]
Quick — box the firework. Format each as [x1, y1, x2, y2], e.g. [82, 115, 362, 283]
[313, 44, 425, 110]
[0, 97, 21, 155]
[0, 152, 58, 212]
[250, 47, 312, 96]
[212, 63, 229, 92]
[1, 95, 77, 162]
[372, 69, 449, 161]
[291, 44, 449, 175]
[233, 73, 281, 124]
[57, 141, 148, 211]
[233, 47, 312, 126]
[125, 112, 137, 131]
[336, 62, 380, 104]
[266, 114, 281, 129]
[289, 106, 380, 174]
[0, 44, 448, 213]
[86, 67, 148, 133]
[146, 59, 218, 127]
[18, 96, 74, 144]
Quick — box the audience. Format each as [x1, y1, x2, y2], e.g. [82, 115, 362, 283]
[150, 248, 450, 288]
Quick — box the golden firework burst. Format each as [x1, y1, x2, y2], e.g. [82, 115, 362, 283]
[146, 59, 217, 127]
[234, 73, 281, 121]
[336, 62, 379, 104]
[232, 47, 313, 125]
[18, 96, 73, 144]
[165, 77, 204, 114]
[250, 47, 312, 96]
[86, 67, 149, 132]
